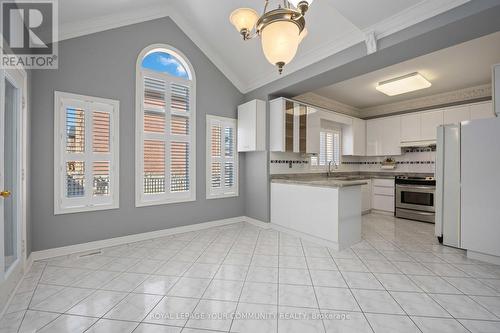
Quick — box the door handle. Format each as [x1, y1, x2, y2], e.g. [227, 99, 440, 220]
[0, 191, 11, 198]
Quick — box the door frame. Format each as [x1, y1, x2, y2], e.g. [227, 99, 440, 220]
[0, 57, 28, 310]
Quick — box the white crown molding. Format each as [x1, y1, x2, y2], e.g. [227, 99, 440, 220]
[365, 0, 471, 39]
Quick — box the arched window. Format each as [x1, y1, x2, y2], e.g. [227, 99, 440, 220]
[136, 45, 196, 206]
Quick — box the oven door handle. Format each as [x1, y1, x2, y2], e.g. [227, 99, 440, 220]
[396, 184, 436, 190]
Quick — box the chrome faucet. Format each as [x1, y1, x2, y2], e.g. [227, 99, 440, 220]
[327, 161, 334, 177]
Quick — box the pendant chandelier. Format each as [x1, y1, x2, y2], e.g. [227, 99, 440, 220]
[230, 0, 313, 74]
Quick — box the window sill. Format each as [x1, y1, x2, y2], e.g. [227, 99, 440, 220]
[136, 196, 196, 208]
[206, 192, 239, 200]
[54, 203, 119, 215]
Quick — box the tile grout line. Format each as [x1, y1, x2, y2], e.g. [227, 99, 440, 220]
[327, 248, 376, 333]
[227, 227, 263, 333]
[178, 223, 246, 332]
[362, 221, 474, 332]
[79, 227, 217, 332]
[299, 239, 327, 333]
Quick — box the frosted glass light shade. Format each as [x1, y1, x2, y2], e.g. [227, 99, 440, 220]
[376, 73, 432, 96]
[261, 21, 300, 66]
[230, 8, 259, 33]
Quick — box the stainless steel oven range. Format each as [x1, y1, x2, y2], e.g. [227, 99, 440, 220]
[395, 176, 435, 223]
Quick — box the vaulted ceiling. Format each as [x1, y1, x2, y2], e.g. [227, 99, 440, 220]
[59, 0, 471, 93]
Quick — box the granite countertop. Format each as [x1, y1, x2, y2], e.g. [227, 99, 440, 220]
[270, 172, 434, 188]
[271, 177, 368, 188]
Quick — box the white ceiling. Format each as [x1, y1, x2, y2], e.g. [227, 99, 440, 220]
[312, 31, 500, 109]
[58, 0, 471, 93]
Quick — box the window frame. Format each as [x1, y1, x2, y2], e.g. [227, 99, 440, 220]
[54, 91, 120, 215]
[312, 128, 342, 168]
[135, 44, 196, 207]
[206, 115, 239, 200]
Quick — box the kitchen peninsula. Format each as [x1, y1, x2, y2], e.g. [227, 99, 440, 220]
[271, 175, 368, 250]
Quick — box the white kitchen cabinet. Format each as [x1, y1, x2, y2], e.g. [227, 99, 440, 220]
[361, 179, 372, 213]
[270, 98, 293, 152]
[343, 118, 366, 156]
[470, 101, 494, 120]
[371, 178, 395, 213]
[238, 99, 266, 152]
[443, 105, 470, 125]
[366, 116, 401, 156]
[400, 113, 421, 142]
[420, 110, 444, 141]
[270, 98, 315, 153]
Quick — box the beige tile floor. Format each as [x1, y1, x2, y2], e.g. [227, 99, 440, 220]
[1, 213, 500, 332]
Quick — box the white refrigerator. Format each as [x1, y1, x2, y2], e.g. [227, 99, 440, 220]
[435, 116, 500, 261]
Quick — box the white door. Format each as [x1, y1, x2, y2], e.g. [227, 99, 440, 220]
[0, 67, 26, 308]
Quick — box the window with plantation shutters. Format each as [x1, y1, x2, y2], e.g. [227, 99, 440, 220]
[54, 92, 120, 214]
[136, 46, 196, 206]
[318, 130, 341, 167]
[206, 115, 238, 199]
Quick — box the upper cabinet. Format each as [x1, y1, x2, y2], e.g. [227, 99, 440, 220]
[441, 102, 495, 125]
[400, 113, 421, 142]
[366, 116, 401, 156]
[237, 99, 266, 152]
[420, 110, 444, 141]
[470, 101, 494, 120]
[343, 118, 366, 156]
[443, 105, 470, 125]
[270, 97, 354, 154]
[400, 110, 444, 145]
[270, 98, 313, 153]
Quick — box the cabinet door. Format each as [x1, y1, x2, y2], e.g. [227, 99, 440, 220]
[443, 106, 470, 125]
[400, 113, 421, 142]
[285, 100, 294, 151]
[237, 102, 256, 151]
[420, 110, 443, 141]
[306, 107, 321, 154]
[342, 118, 365, 156]
[380, 116, 401, 156]
[470, 102, 494, 120]
[297, 104, 307, 153]
[366, 119, 381, 156]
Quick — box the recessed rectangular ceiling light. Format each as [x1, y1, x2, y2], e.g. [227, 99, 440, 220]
[376, 72, 432, 96]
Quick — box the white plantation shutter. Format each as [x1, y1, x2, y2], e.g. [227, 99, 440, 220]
[206, 115, 238, 199]
[137, 65, 195, 206]
[319, 129, 341, 167]
[54, 92, 120, 214]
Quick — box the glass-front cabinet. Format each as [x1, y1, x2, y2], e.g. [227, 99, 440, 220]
[270, 98, 317, 154]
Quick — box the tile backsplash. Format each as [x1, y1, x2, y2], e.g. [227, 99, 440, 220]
[270, 150, 436, 175]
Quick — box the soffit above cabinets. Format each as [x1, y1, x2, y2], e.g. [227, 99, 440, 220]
[58, 0, 470, 93]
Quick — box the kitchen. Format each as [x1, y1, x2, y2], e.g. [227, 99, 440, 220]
[237, 31, 500, 262]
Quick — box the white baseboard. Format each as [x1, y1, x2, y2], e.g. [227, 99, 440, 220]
[370, 210, 394, 216]
[467, 250, 500, 265]
[243, 216, 271, 229]
[31, 216, 247, 261]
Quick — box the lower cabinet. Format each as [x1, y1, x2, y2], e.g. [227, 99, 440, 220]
[371, 178, 395, 213]
[361, 180, 372, 213]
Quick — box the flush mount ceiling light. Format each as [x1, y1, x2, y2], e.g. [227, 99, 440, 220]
[230, 0, 313, 75]
[376, 72, 432, 96]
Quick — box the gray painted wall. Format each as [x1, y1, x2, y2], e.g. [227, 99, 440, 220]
[242, 1, 500, 223]
[30, 17, 245, 251]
